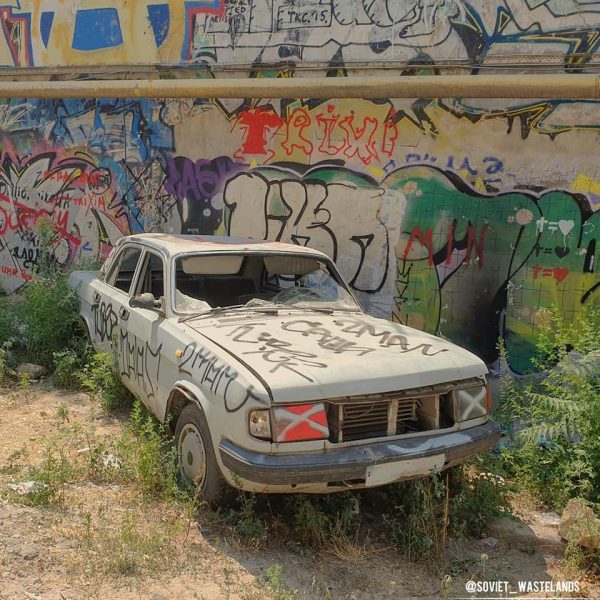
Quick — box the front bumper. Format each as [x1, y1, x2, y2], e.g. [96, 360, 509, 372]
[219, 420, 501, 487]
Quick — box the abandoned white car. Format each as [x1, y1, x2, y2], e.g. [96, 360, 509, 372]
[69, 233, 500, 503]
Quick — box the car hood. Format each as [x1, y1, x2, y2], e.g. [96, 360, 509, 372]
[183, 311, 487, 403]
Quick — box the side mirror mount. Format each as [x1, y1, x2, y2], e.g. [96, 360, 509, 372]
[129, 292, 165, 315]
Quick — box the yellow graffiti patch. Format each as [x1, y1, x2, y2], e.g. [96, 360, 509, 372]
[572, 173, 600, 197]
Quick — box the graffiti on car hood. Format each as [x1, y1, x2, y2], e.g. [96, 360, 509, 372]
[183, 312, 487, 403]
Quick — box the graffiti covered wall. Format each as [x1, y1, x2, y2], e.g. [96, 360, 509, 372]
[1, 1, 600, 373]
[0, 1, 599, 69]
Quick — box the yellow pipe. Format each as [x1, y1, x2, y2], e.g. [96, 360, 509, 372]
[0, 74, 598, 98]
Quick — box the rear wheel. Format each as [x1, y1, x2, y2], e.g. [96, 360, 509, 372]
[174, 403, 232, 505]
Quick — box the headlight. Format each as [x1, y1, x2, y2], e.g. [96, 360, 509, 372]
[273, 403, 329, 442]
[453, 384, 489, 421]
[249, 409, 271, 439]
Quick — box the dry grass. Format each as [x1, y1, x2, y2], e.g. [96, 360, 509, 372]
[74, 502, 191, 578]
[323, 521, 391, 565]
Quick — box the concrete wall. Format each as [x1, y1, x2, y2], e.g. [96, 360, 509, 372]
[0, 1, 599, 373]
[0, 1, 598, 69]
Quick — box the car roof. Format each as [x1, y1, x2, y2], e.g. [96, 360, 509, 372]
[117, 233, 329, 260]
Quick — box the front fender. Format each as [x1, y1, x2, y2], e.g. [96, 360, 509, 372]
[164, 380, 210, 423]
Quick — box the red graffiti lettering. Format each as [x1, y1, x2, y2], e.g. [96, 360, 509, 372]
[382, 117, 399, 157]
[236, 108, 283, 155]
[316, 105, 344, 156]
[533, 265, 570, 283]
[338, 115, 379, 165]
[402, 227, 434, 266]
[0, 265, 17, 277]
[465, 224, 489, 267]
[281, 108, 313, 157]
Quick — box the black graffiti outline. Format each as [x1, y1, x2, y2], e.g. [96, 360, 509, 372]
[226, 324, 328, 381]
[178, 341, 269, 412]
[118, 329, 163, 400]
[93, 301, 118, 343]
[333, 317, 449, 356]
[280, 319, 375, 355]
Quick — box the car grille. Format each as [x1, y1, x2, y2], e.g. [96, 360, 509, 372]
[327, 394, 421, 442]
[325, 378, 482, 443]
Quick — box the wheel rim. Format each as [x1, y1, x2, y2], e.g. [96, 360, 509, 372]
[178, 423, 207, 487]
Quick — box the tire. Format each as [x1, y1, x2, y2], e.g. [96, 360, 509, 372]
[174, 403, 232, 505]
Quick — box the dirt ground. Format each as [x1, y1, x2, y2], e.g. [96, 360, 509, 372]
[0, 384, 598, 600]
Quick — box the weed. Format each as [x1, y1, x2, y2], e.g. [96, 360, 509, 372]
[324, 520, 384, 565]
[0, 296, 15, 346]
[227, 491, 268, 548]
[80, 506, 185, 578]
[17, 371, 30, 390]
[117, 399, 182, 500]
[262, 564, 297, 600]
[493, 339, 527, 426]
[56, 402, 70, 423]
[288, 496, 330, 546]
[448, 459, 511, 537]
[563, 539, 600, 580]
[0, 447, 29, 475]
[34, 216, 61, 278]
[82, 431, 114, 482]
[80, 352, 133, 412]
[440, 574, 454, 599]
[0, 346, 7, 385]
[368, 460, 509, 563]
[53, 339, 92, 390]
[378, 473, 449, 562]
[0, 219, 86, 369]
[8, 442, 74, 507]
[283, 493, 359, 547]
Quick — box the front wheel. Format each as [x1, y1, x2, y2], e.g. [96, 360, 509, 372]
[174, 404, 232, 505]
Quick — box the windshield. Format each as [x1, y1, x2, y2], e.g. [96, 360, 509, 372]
[173, 252, 360, 315]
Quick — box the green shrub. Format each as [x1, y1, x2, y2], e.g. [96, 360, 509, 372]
[262, 564, 297, 600]
[281, 493, 359, 547]
[52, 339, 93, 390]
[1, 217, 89, 369]
[448, 460, 510, 537]
[500, 304, 600, 510]
[226, 491, 268, 546]
[367, 460, 509, 560]
[0, 295, 17, 345]
[80, 352, 133, 412]
[378, 474, 448, 560]
[0, 347, 7, 385]
[287, 496, 331, 546]
[16, 274, 82, 368]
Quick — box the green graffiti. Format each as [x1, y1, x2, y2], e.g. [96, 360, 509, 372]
[386, 166, 600, 372]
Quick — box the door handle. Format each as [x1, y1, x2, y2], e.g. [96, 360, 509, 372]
[119, 307, 129, 321]
[92, 292, 101, 305]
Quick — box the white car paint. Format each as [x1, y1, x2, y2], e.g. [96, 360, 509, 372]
[69, 233, 500, 495]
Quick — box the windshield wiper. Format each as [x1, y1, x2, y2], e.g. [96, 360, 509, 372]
[179, 304, 279, 323]
[263, 303, 334, 315]
[289, 305, 334, 315]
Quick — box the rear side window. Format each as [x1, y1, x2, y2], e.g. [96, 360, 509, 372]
[136, 252, 165, 299]
[106, 247, 142, 294]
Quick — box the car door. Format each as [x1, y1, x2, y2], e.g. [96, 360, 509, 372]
[121, 248, 167, 415]
[90, 244, 143, 356]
